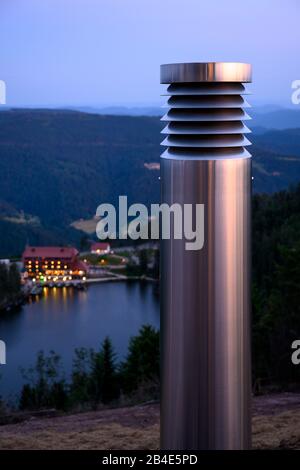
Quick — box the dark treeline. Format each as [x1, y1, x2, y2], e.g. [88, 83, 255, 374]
[126, 248, 160, 279]
[252, 183, 300, 389]
[0, 262, 21, 310]
[18, 325, 159, 412]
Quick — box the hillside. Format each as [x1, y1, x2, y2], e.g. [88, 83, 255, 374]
[0, 110, 161, 256]
[51, 105, 300, 129]
[1, 394, 300, 449]
[0, 109, 300, 256]
[0, 109, 161, 224]
[252, 108, 300, 130]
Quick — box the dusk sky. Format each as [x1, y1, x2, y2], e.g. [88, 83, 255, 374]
[0, 0, 299, 107]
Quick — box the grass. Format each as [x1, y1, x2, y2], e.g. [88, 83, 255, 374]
[80, 254, 127, 266]
[113, 250, 131, 258]
[0, 423, 160, 450]
[253, 410, 300, 449]
[1, 402, 300, 450]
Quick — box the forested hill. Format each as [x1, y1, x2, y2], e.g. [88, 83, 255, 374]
[0, 109, 300, 256]
[0, 110, 162, 225]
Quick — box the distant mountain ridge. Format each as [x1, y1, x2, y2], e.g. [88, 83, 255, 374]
[252, 109, 300, 130]
[2, 105, 300, 129]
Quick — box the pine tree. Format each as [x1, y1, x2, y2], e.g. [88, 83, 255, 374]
[121, 325, 159, 394]
[94, 337, 119, 404]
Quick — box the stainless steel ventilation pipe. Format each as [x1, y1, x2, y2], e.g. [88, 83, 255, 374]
[160, 62, 252, 450]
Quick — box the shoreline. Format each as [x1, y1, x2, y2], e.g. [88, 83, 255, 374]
[86, 275, 157, 284]
[0, 276, 158, 313]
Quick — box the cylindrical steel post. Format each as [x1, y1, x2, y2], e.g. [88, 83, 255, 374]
[160, 62, 252, 450]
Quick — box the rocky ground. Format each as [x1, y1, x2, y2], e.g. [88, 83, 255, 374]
[1, 393, 300, 450]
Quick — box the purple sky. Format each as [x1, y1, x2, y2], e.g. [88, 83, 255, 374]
[0, 0, 299, 107]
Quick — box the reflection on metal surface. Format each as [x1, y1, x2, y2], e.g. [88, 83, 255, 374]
[160, 62, 252, 450]
[161, 121, 251, 135]
[163, 82, 250, 96]
[164, 95, 250, 109]
[162, 146, 251, 160]
[161, 62, 252, 84]
[161, 134, 251, 148]
[161, 107, 251, 122]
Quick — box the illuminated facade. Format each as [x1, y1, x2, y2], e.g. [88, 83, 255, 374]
[22, 246, 87, 283]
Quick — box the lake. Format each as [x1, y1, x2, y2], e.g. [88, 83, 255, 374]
[0, 281, 160, 402]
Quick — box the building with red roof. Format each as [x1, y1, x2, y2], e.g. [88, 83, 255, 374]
[22, 246, 87, 282]
[90, 242, 111, 254]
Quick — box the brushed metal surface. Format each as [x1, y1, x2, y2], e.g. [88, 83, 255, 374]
[160, 61, 252, 450]
[160, 156, 252, 450]
[161, 108, 251, 122]
[161, 121, 251, 135]
[161, 62, 252, 84]
[163, 83, 250, 96]
[164, 95, 250, 109]
[162, 146, 251, 160]
[161, 134, 251, 148]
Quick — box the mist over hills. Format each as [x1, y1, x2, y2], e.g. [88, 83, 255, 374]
[0, 109, 300, 257]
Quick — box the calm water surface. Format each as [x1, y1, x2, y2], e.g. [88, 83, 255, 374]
[0, 282, 160, 401]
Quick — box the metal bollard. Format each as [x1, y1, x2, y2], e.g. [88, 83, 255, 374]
[160, 62, 252, 450]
